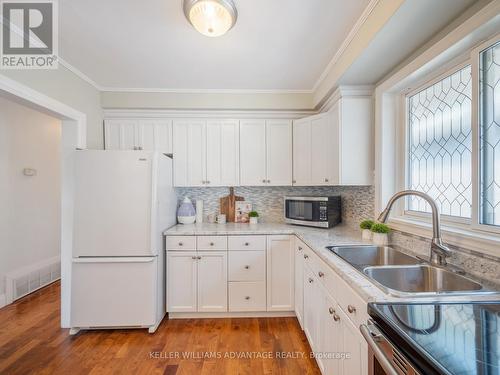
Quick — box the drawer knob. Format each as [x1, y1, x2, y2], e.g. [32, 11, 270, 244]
[262, 179, 266, 183]
[191, 256, 197, 260]
[298, 246, 303, 251]
[328, 307, 334, 315]
[210, 242, 214, 246]
[347, 305, 356, 314]
[179, 242, 183, 246]
[244, 265, 250, 269]
[308, 278, 314, 283]
[303, 254, 309, 259]
[333, 314, 340, 322]
[318, 271, 324, 278]
[245, 296, 250, 300]
[244, 242, 249, 246]
[267, 180, 271, 183]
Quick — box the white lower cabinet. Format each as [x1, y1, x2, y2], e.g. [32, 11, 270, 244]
[303, 267, 321, 351]
[339, 307, 368, 375]
[167, 250, 227, 313]
[294, 239, 305, 328]
[167, 251, 197, 313]
[267, 235, 294, 311]
[197, 252, 227, 312]
[228, 281, 266, 311]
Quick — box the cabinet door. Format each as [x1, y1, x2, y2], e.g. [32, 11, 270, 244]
[240, 120, 267, 186]
[311, 114, 330, 185]
[197, 252, 227, 312]
[167, 252, 197, 312]
[104, 120, 137, 150]
[339, 307, 368, 375]
[266, 235, 294, 311]
[321, 293, 343, 375]
[292, 118, 311, 186]
[206, 120, 239, 186]
[266, 120, 292, 186]
[138, 120, 173, 153]
[303, 268, 319, 351]
[328, 102, 341, 185]
[173, 120, 206, 187]
[294, 239, 305, 328]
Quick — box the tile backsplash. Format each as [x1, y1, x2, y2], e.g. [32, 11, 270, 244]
[175, 185, 374, 229]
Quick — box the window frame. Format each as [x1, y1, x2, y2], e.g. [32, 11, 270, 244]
[397, 33, 500, 236]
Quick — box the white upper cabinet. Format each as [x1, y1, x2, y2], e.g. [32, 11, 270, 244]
[266, 120, 293, 186]
[240, 119, 292, 186]
[104, 119, 172, 152]
[174, 119, 240, 187]
[292, 88, 373, 186]
[173, 119, 206, 187]
[240, 120, 267, 186]
[206, 120, 240, 186]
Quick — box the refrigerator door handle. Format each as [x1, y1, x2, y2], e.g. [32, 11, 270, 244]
[72, 257, 155, 264]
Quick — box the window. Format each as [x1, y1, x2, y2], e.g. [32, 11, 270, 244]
[480, 41, 500, 226]
[407, 65, 472, 218]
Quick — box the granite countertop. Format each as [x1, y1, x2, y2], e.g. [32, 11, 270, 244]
[164, 223, 500, 303]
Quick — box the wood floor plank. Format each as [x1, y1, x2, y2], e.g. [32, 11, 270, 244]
[0, 282, 320, 375]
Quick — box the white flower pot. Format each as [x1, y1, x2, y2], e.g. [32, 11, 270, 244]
[249, 217, 258, 224]
[372, 232, 389, 246]
[361, 229, 372, 241]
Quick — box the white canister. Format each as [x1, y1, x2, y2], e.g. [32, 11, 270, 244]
[196, 200, 203, 223]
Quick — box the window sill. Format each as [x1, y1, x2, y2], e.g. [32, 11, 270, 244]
[388, 216, 500, 260]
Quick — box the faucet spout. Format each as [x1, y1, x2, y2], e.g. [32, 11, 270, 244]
[378, 190, 451, 266]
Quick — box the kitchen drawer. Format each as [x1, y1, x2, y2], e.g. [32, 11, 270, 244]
[313, 256, 342, 302]
[228, 281, 266, 312]
[197, 236, 227, 251]
[228, 251, 265, 281]
[337, 281, 369, 329]
[166, 236, 196, 251]
[228, 235, 266, 251]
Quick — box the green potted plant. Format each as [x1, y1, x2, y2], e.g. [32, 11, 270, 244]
[359, 219, 375, 240]
[248, 210, 259, 224]
[371, 223, 390, 246]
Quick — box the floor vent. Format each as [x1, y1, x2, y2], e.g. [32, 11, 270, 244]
[5, 256, 60, 304]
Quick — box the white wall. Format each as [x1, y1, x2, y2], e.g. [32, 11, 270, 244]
[1, 65, 102, 149]
[0, 96, 61, 296]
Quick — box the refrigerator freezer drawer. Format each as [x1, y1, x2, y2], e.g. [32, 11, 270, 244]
[71, 257, 157, 328]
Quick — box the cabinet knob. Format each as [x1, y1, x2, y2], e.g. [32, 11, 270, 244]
[318, 271, 324, 278]
[244, 242, 249, 246]
[178, 242, 183, 246]
[138, 147, 143, 150]
[298, 246, 303, 251]
[347, 305, 356, 314]
[245, 296, 250, 300]
[333, 314, 340, 322]
[197, 256, 202, 260]
[292, 180, 296, 184]
[210, 242, 214, 246]
[303, 254, 308, 259]
[325, 178, 329, 182]
[308, 278, 314, 283]
[262, 179, 266, 183]
[191, 256, 197, 260]
[244, 265, 250, 269]
[267, 180, 271, 183]
[206, 181, 210, 184]
[202, 181, 206, 184]
[329, 307, 335, 315]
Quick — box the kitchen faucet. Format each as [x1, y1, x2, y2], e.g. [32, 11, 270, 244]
[377, 190, 452, 266]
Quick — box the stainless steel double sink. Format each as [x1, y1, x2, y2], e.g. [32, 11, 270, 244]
[328, 245, 491, 297]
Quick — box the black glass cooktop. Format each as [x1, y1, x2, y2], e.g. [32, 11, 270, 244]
[369, 301, 500, 375]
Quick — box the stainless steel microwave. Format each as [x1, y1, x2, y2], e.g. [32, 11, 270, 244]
[284, 196, 341, 228]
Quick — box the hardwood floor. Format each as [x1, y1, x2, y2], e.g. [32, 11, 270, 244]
[0, 282, 320, 374]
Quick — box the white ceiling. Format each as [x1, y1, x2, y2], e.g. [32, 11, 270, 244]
[59, 0, 370, 91]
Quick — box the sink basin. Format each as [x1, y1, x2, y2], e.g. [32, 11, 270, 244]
[328, 245, 420, 269]
[364, 265, 485, 296]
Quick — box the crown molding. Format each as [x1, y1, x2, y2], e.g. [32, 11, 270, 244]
[103, 108, 317, 120]
[99, 87, 313, 95]
[58, 58, 103, 91]
[311, 0, 380, 93]
[317, 85, 374, 112]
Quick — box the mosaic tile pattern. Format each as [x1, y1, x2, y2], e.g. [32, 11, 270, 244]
[175, 185, 375, 229]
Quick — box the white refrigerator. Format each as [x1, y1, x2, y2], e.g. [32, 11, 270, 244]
[70, 150, 176, 333]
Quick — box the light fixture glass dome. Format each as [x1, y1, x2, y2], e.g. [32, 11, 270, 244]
[183, 0, 237, 37]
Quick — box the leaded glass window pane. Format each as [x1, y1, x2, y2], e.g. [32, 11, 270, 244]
[407, 65, 472, 218]
[480, 41, 500, 226]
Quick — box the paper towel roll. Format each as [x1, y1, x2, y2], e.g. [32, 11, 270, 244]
[196, 200, 203, 223]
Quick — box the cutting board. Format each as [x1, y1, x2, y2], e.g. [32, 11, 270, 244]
[219, 187, 244, 222]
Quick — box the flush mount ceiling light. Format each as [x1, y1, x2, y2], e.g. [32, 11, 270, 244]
[183, 0, 238, 37]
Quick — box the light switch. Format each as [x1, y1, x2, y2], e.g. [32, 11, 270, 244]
[23, 168, 37, 176]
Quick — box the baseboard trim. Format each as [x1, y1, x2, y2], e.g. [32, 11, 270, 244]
[0, 294, 6, 309]
[168, 311, 296, 319]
